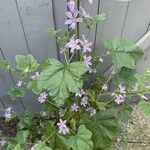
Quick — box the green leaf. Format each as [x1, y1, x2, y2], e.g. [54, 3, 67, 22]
[18, 113, 33, 130]
[16, 130, 29, 144]
[113, 67, 137, 87]
[138, 101, 150, 117]
[41, 122, 69, 150]
[12, 144, 23, 150]
[7, 86, 25, 100]
[27, 80, 41, 94]
[38, 59, 88, 105]
[103, 38, 144, 70]
[67, 125, 93, 150]
[82, 111, 120, 149]
[15, 54, 39, 76]
[44, 28, 60, 37]
[118, 105, 133, 123]
[0, 59, 11, 71]
[31, 142, 52, 150]
[94, 13, 105, 23]
[5, 131, 29, 150]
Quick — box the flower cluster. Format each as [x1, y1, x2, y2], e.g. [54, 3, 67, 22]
[113, 84, 126, 105]
[75, 89, 97, 117]
[31, 72, 39, 79]
[37, 92, 48, 103]
[4, 107, 13, 119]
[57, 119, 69, 135]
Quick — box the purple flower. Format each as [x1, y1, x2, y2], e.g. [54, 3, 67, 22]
[37, 92, 48, 103]
[80, 7, 92, 19]
[4, 107, 13, 119]
[65, 11, 83, 29]
[67, 0, 76, 13]
[57, 119, 69, 135]
[65, 35, 81, 53]
[71, 103, 79, 112]
[0, 139, 6, 146]
[16, 81, 23, 87]
[75, 89, 85, 97]
[88, 0, 93, 4]
[31, 72, 39, 79]
[114, 94, 125, 105]
[119, 84, 126, 94]
[99, 57, 103, 62]
[80, 35, 92, 53]
[40, 111, 47, 117]
[90, 108, 96, 117]
[83, 55, 92, 68]
[101, 84, 108, 91]
[81, 96, 88, 107]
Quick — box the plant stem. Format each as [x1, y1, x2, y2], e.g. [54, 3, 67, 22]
[68, 52, 75, 64]
[77, 0, 80, 60]
[44, 129, 58, 142]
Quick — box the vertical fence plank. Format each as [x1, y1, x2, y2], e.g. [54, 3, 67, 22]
[52, 0, 67, 62]
[0, 0, 30, 114]
[0, 51, 24, 115]
[14, 0, 58, 112]
[121, 0, 150, 42]
[95, 0, 128, 73]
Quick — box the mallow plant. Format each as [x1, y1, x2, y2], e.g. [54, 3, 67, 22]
[0, 0, 150, 149]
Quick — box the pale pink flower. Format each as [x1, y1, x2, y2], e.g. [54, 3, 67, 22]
[75, 89, 86, 97]
[4, 107, 13, 119]
[114, 94, 125, 105]
[80, 7, 92, 19]
[99, 57, 103, 62]
[65, 11, 83, 29]
[17, 81, 23, 87]
[67, 0, 76, 13]
[31, 72, 39, 79]
[90, 108, 96, 117]
[57, 119, 69, 135]
[37, 92, 48, 103]
[88, 0, 93, 4]
[83, 55, 92, 68]
[119, 84, 126, 94]
[65, 35, 81, 53]
[80, 35, 92, 53]
[0, 139, 6, 146]
[81, 96, 88, 107]
[40, 111, 47, 117]
[101, 84, 108, 91]
[71, 103, 79, 112]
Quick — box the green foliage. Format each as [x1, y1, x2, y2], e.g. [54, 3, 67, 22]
[118, 105, 133, 123]
[0, 59, 11, 71]
[31, 142, 52, 150]
[82, 111, 120, 150]
[94, 13, 106, 23]
[113, 67, 137, 87]
[41, 122, 69, 149]
[12, 144, 23, 150]
[103, 38, 144, 70]
[44, 28, 60, 37]
[67, 125, 93, 150]
[18, 113, 34, 130]
[138, 101, 150, 117]
[38, 58, 88, 105]
[5, 130, 29, 150]
[27, 80, 41, 94]
[7, 86, 25, 100]
[136, 69, 150, 92]
[15, 54, 39, 77]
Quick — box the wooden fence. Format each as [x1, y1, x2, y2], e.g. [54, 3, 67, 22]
[0, 0, 150, 114]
